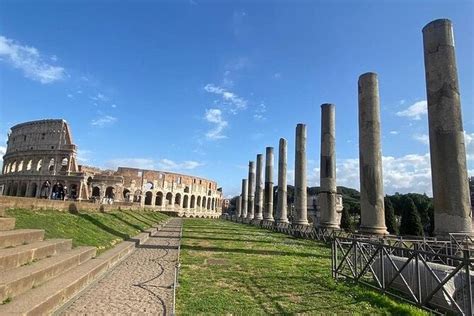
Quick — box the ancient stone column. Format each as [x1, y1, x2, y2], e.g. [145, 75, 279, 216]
[254, 154, 264, 220]
[236, 195, 242, 218]
[423, 19, 472, 235]
[246, 161, 255, 220]
[276, 138, 289, 223]
[241, 179, 248, 219]
[358, 73, 387, 235]
[294, 124, 309, 225]
[264, 147, 275, 221]
[319, 103, 339, 229]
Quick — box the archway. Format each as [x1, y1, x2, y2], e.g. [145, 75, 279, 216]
[166, 192, 173, 206]
[92, 186, 101, 198]
[191, 195, 196, 208]
[207, 198, 211, 210]
[19, 183, 27, 197]
[29, 182, 38, 197]
[105, 187, 115, 199]
[40, 181, 51, 198]
[123, 189, 131, 201]
[70, 184, 78, 199]
[11, 182, 18, 196]
[197, 196, 201, 209]
[183, 195, 189, 208]
[133, 190, 142, 203]
[145, 191, 153, 205]
[174, 193, 181, 207]
[156, 192, 163, 206]
[202, 197, 207, 210]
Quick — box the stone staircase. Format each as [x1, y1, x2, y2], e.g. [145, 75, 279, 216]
[0, 208, 100, 315]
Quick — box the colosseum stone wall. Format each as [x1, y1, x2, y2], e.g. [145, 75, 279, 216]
[0, 119, 222, 218]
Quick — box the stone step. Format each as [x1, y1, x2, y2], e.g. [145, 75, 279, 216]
[0, 246, 96, 302]
[0, 229, 44, 249]
[0, 217, 15, 231]
[0, 239, 72, 272]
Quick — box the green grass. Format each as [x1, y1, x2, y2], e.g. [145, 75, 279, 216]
[177, 219, 427, 315]
[6, 208, 169, 254]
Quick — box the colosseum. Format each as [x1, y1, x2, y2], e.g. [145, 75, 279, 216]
[0, 119, 223, 218]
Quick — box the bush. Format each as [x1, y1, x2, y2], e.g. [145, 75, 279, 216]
[399, 197, 423, 236]
[384, 197, 398, 234]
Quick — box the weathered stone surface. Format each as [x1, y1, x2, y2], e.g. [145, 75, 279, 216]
[0, 229, 45, 249]
[247, 161, 255, 220]
[241, 179, 248, 219]
[264, 147, 274, 221]
[254, 154, 264, 220]
[276, 138, 289, 224]
[235, 195, 242, 218]
[318, 103, 340, 229]
[422, 19, 472, 235]
[358, 73, 387, 235]
[294, 124, 308, 225]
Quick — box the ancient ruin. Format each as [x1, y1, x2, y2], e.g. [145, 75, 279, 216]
[0, 119, 223, 218]
[422, 19, 473, 235]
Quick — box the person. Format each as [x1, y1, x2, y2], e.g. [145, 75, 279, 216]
[63, 186, 68, 200]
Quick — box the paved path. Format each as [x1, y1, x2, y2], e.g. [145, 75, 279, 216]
[62, 218, 182, 315]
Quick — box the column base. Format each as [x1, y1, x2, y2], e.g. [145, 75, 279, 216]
[251, 219, 262, 226]
[291, 223, 313, 238]
[243, 218, 252, 224]
[359, 225, 388, 235]
[261, 219, 275, 229]
[318, 222, 340, 230]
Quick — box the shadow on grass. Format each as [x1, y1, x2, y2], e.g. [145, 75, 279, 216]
[183, 235, 310, 246]
[78, 213, 130, 240]
[184, 229, 268, 236]
[122, 211, 154, 226]
[109, 213, 146, 232]
[181, 244, 325, 258]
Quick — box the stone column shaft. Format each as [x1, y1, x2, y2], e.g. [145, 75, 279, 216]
[241, 179, 248, 218]
[236, 195, 242, 218]
[358, 73, 387, 235]
[246, 161, 255, 220]
[264, 147, 274, 221]
[423, 19, 472, 235]
[294, 124, 308, 225]
[319, 103, 339, 229]
[254, 154, 264, 220]
[276, 138, 289, 223]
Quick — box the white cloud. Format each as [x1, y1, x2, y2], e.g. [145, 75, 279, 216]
[105, 158, 203, 171]
[67, 94, 74, 99]
[0, 35, 65, 84]
[0, 146, 6, 170]
[335, 154, 433, 195]
[389, 130, 399, 135]
[77, 149, 92, 164]
[204, 108, 228, 140]
[91, 115, 117, 127]
[111, 104, 117, 108]
[90, 93, 108, 102]
[204, 84, 247, 113]
[253, 103, 266, 121]
[413, 133, 429, 145]
[396, 100, 427, 120]
[465, 132, 474, 161]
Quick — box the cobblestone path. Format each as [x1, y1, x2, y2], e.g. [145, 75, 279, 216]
[61, 218, 182, 315]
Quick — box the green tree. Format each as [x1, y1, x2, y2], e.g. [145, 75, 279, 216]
[340, 205, 353, 232]
[384, 197, 398, 235]
[399, 197, 423, 236]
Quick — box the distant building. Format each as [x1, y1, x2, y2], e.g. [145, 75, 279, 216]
[0, 119, 222, 217]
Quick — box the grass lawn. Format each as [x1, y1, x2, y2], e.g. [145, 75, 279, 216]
[6, 208, 168, 254]
[177, 219, 426, 315]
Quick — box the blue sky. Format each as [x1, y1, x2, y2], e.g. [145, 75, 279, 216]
[0, 0, 473, 197]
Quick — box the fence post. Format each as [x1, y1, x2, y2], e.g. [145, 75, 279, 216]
[353, 240, 358, 279]
[464, 249, 472, 316]
[379, 243, 385, 291]
[414, 243, 422, 305]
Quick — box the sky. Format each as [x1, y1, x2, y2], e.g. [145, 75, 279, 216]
[0, 0, 473, 198]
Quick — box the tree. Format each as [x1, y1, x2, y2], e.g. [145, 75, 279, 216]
[399, 197, 423, 236]
[340, 205, 353, 232]
[384, 196, 398, 235]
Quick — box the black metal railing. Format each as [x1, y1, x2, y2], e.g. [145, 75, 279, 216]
[332, 236, 473, 315]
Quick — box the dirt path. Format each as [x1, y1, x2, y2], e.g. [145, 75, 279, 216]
[61, 218, 182, 315]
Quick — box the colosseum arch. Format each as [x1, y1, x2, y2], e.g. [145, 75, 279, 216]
[207, 198, 211, 210]
[144, 191, 153, 205]
[155, 192, 163, 206]
[11, 161, 17, 173]
[48, 158, 55, 172]
[10, 182, 18, 196]
[36, 159, 42, 172]
[166, 192, 173, 206]
[29, 182, 38, 197]
[190, 195, 196, 208]
[197, 196, 201, 208]
[19, 182, 27, 196]
[174, 193, 182, 207]
[123, 189, 130, 200]
[60, 157, 68, 172]
[183, 195, 189, 208]
[18, 160, 24, 172]
[133, 190, 142, 203]
[105, 187, 115, 199]
[92, 186, 101, 198]
[26, 160, 32, 171]
[202, 196, 207, 210]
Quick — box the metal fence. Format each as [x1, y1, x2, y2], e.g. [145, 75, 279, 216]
[332, 236, 473, 315]
[171, 225, 183, 316]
